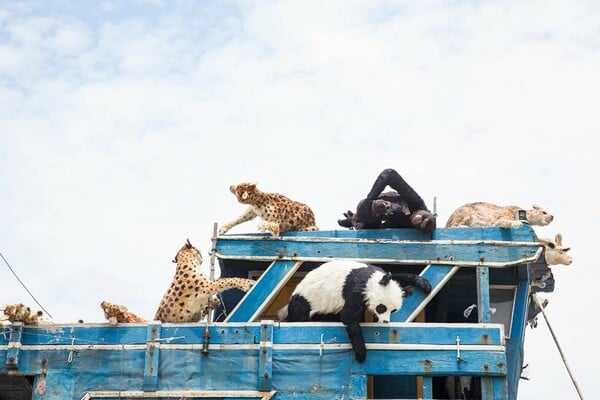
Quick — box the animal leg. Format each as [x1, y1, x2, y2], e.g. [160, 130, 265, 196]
[212, 278, 255, 293]
[298, 225, 319, 231]
[366, 168, 428, 211]
[345, 321, 367, 363]
[258, 221, 280, 237]
[392, 273, 432, 295]
[494, 218, 522, 228]
[219, 207, 257, 235]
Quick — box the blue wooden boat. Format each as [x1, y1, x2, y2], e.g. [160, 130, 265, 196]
[1, 225, 552, 399]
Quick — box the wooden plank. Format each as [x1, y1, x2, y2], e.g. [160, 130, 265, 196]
[5, 322, 22, 370]
[143, 323, 160, 391]
[477, 266, 491, 323]
[258, 321, 273, 391]
[274, 323, 504, 346]
[422, 376, 433, 399]
[216, 228, 540, 267]
[7, 323, 505, 347]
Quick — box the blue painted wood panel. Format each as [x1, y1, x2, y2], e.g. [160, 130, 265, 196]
[0, 226, 540, 399]
[216, 227, 541, 267]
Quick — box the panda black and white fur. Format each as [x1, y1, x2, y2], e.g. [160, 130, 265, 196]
[278, 260, 432, 363]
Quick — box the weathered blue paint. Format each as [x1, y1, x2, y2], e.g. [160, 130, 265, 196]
[5, 322, 22, 370]
[422, 376, 433, 399]
[0, 226, 546, 399]
[258, 320, 274, 391]
[143, 322, 160, 391]
[506, 264, 531, 399]
[477, 266, 492, 323]
[216, 228, 540, 267]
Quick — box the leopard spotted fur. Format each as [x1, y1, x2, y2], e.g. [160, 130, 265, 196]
[154, 239, 255, 323]
[101, 300, 147, 325]
[219, 182, 318, 237]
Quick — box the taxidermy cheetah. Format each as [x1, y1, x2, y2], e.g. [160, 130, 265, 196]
[154, 239, 255, 323]
[446, 202, 553, 228]
[1, 303, 45, 325]
[219, 182, 318, 237]
[101, 300, 147, 325]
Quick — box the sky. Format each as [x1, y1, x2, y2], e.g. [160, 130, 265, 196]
[0, 0, 598, 398]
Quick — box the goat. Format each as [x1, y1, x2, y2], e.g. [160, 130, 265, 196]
[540, 233, 572, 266]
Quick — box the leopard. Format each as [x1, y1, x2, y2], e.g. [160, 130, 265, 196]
[101, 300, 147, 325]
[445, 202, 554, 228]
[1, 303, 44, 325]
[219, 182, 319, 238]
[154, 239, 256, 323]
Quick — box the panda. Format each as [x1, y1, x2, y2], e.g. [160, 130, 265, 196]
[278, 260, 432, 363]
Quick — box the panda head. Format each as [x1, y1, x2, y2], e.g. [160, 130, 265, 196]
[364, 271, 404, 323]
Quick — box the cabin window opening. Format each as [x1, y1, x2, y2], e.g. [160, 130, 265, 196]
[0, 374, 34, 400]
[250, 270, 309, 320]
[368, 375, 421, 399]
[489, 285, 517, 337]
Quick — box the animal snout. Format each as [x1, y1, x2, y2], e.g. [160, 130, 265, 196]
[564, 256, 573, 265]
[373, 315, 391, 323]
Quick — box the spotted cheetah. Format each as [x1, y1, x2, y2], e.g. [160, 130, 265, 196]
[154, 239, 255, 323]
[219, 182, 319, 237]
[101, 300, 147, 325]
[2, 303, 44, 325]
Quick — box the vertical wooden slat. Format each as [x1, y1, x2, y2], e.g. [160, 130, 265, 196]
[5, 322, 22, 370]
[143, 322, 161, 391]
[258, 320, 273, 391]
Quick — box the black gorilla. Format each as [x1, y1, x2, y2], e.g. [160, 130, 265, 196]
[338, 168, 436, 233]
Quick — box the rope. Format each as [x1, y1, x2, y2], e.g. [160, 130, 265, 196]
[0, 252, 53, 318]
[532, 294, 585, 400]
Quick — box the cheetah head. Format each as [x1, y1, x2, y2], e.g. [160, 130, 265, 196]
[229, 182, 259, 204]
[173, 238, 203, 265]
[3, 303, 27, 322]
[101, 300, 127, 318]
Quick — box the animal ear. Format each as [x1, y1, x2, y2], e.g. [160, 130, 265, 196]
[539, 237, 550, 244]
[186, 238, 192, 247]
[379, 272, 392, 286]
[532, 204, 542, 210]
[555, 233, 563, 246]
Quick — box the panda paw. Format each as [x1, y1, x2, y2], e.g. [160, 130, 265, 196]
[415, 276, 432, 294]
[354, 346, 367, 363]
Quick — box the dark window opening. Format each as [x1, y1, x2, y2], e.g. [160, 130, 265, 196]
[0, 374, 34, 400]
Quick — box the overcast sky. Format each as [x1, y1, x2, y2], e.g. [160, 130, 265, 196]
[1, 1, 598, 399]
